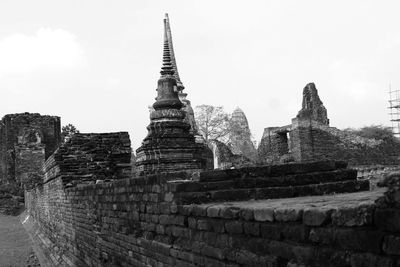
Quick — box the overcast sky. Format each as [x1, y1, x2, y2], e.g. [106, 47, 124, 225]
[0, 0, 399, 149]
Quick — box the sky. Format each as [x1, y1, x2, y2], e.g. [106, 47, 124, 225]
[0, 0, 399, 149]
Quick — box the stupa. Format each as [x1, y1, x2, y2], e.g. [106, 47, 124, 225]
[135, 14, 212, 175]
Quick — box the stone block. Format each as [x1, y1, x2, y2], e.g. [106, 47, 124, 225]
[335, 228, 384, 253]
[260, 223, 282, 240]
[274, 207, 303, 222]
[282, 224, 309, 243]
[303, 207, 333, 226]
[243, 222, 260, 237]
[192, 205, 208, 217]
[309, 228, 335, 245]
[254, 208, 274, 222]
[219, 206, 240, 219]
[188, 217, 196, 229]
[214, 234, 229, 248]
[225, 221, 243, 234]
[350, 253, 394, 267]
[201, 245, 225, 260]
[331, 205, 373, 226]
[197, 219, 211, 231]
[207, 206, 221, 218]
[210, 219, 225, 233]
[240, 208, 254, 221]
[383, 235, 400, 256]
[375, 208, 400, 232]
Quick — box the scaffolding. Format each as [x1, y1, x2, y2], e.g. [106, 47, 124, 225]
[389, 87, 400, 137]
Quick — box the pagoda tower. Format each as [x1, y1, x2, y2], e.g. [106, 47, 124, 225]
[164, 14, 199, 136]
[135, 14, 212, 175]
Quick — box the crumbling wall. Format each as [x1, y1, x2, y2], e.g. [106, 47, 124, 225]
[289, 118, 400, 165]
[258, 126, 291, 164]
[0, 113, 61, 186]
[210, 140, 252, 169]
[43, 132, 132, 185]
[24, 165, 400, 266]
[297, 83, 329, 125]
[258, 83, 400, 166]
[26, 133, 398, 267]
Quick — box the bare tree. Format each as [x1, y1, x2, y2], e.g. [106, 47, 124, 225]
[195, 105, 230, 143]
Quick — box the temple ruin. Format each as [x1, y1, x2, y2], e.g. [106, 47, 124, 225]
[0, 113, 61, 187]
[135, 15, 212, 175]
[258, 83, 400, 165]
[0, 14, 400, 267]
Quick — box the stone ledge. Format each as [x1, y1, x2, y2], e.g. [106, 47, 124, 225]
[184, 188, 385, 225]
[199, 160, 347, 182]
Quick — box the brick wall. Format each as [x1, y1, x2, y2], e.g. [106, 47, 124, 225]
[0, 113, 61, 184]
[24, 168, 400, 267]
[25, 138, 400, 267]
[260, 118, 400, 166]
[23, 132, 400, 266]
[258, 127, 291, 164]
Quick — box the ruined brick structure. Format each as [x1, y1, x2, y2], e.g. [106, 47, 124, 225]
[229, 107, 257, 162]
[13, 14, 400, 267]
[258, 83, 400, 165]
[0, 113, 61, 187]
[297, 83, 329, 125]
[27, 140, 388, 266]
[24, 134, 400, 266]
[135, 14, 213, 175]
[210, 139, 253, 169]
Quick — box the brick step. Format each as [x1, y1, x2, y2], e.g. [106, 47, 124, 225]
[174, 179, 369, 204]
[169, 169, 357, 192]
[199, 161, 348, 182]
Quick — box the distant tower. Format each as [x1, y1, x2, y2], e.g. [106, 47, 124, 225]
[135, 14, 213, 175]
[389, 86, 400, 138]
[297, 83, 329, 125]
[229, 107, 257, 161]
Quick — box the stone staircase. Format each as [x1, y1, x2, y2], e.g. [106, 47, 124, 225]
[169, 161, 369, 204]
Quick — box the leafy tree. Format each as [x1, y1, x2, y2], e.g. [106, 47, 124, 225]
[194, 105, 230, 143]
[345, 125, 397, 142]
[61, 123, 80, 142]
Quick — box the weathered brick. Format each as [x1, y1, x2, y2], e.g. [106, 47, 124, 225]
[331, 205, 374, 226]
[375, 208, 400, 232]
[220, 206, 240, 219]
[274, 207, 303, 222]
[225, 221, 243, 234]
[243, 222, 260, 236]
[197, 219, 211, 231]
[335, 228, 384, 253]
[192, 206, 207, 217]
[188, 217, 197, 229]
[309, 228, 335, 245]
[350, 253, 394, 267]
[260, 223, 282, 240]
[207, 206, 221, 218]
[201, 245, 225, 260]
[383, 235, 400, 256]
[303, 208, 332, 226]
[282, 224, 309, 242]
[210, 219, 225, 233]
[240, 208, 254, 221]
[254, 208, 274, 222]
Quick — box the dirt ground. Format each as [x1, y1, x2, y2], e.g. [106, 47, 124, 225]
[0, 214, 40, 267]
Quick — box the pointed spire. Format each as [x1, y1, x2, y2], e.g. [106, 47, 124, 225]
[160, 16, 175, 77]
[165, 13, 185, 90]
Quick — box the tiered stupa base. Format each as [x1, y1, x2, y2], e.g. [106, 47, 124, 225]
[136, 109, 212, 175]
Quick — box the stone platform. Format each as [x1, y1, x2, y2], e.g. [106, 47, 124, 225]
[169, 161, 369, 203]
